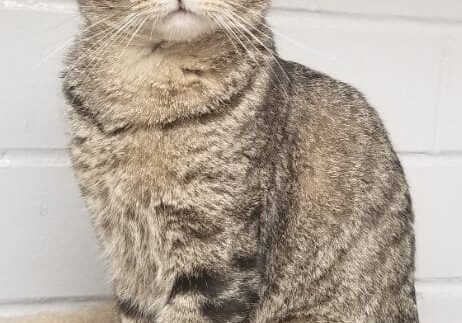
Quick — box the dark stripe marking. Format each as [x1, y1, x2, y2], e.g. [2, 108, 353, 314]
[168, 269, 227, 302]
[63, 85, 131, 136]
[201, 287, 259, 323]
[232, 253, 260, 271]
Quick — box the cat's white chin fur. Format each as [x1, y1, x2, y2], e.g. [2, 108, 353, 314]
[156, 12, 213, 42]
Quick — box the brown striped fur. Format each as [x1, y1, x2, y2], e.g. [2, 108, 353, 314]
[63, 1, 419, 322]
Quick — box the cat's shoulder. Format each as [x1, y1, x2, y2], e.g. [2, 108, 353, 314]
[281, 59, 396, 168]
[282, 59, 385, 136]
[283, 60, 369, 111]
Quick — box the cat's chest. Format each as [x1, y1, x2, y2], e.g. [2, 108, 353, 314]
[106, 129, 208, 202]
[82, 119, 256, 210]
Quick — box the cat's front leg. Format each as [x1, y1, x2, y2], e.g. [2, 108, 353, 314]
[111, 203, 263, 323]
[149, 197, 263, 323]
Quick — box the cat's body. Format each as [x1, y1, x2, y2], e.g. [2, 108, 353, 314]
[63, 1, 419, 322]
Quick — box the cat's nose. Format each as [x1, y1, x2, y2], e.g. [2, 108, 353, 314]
[178, 0, 185, 10]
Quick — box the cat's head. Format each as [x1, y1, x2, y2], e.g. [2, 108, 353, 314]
[78, 0, 270, 42]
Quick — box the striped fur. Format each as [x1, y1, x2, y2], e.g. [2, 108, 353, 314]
[63, 1, 419, 322]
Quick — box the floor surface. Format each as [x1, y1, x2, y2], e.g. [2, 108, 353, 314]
[0, 305, 115, 323]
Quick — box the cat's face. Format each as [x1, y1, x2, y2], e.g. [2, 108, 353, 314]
[79, 0, 270, 42]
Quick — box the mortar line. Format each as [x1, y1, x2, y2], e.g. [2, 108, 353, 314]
[1, 149, 462, 168]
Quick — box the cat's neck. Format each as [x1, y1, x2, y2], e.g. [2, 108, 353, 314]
[68, 24, 276, 126]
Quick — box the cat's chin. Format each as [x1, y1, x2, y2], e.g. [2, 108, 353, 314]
[156, 11, 214, 42]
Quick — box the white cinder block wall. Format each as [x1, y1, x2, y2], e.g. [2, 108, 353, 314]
[1, 0, 461, 322]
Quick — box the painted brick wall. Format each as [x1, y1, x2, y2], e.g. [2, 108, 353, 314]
[1, 1, 461, 322]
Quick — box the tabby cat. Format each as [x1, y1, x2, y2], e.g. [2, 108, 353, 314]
[63, 0, 420, 322]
